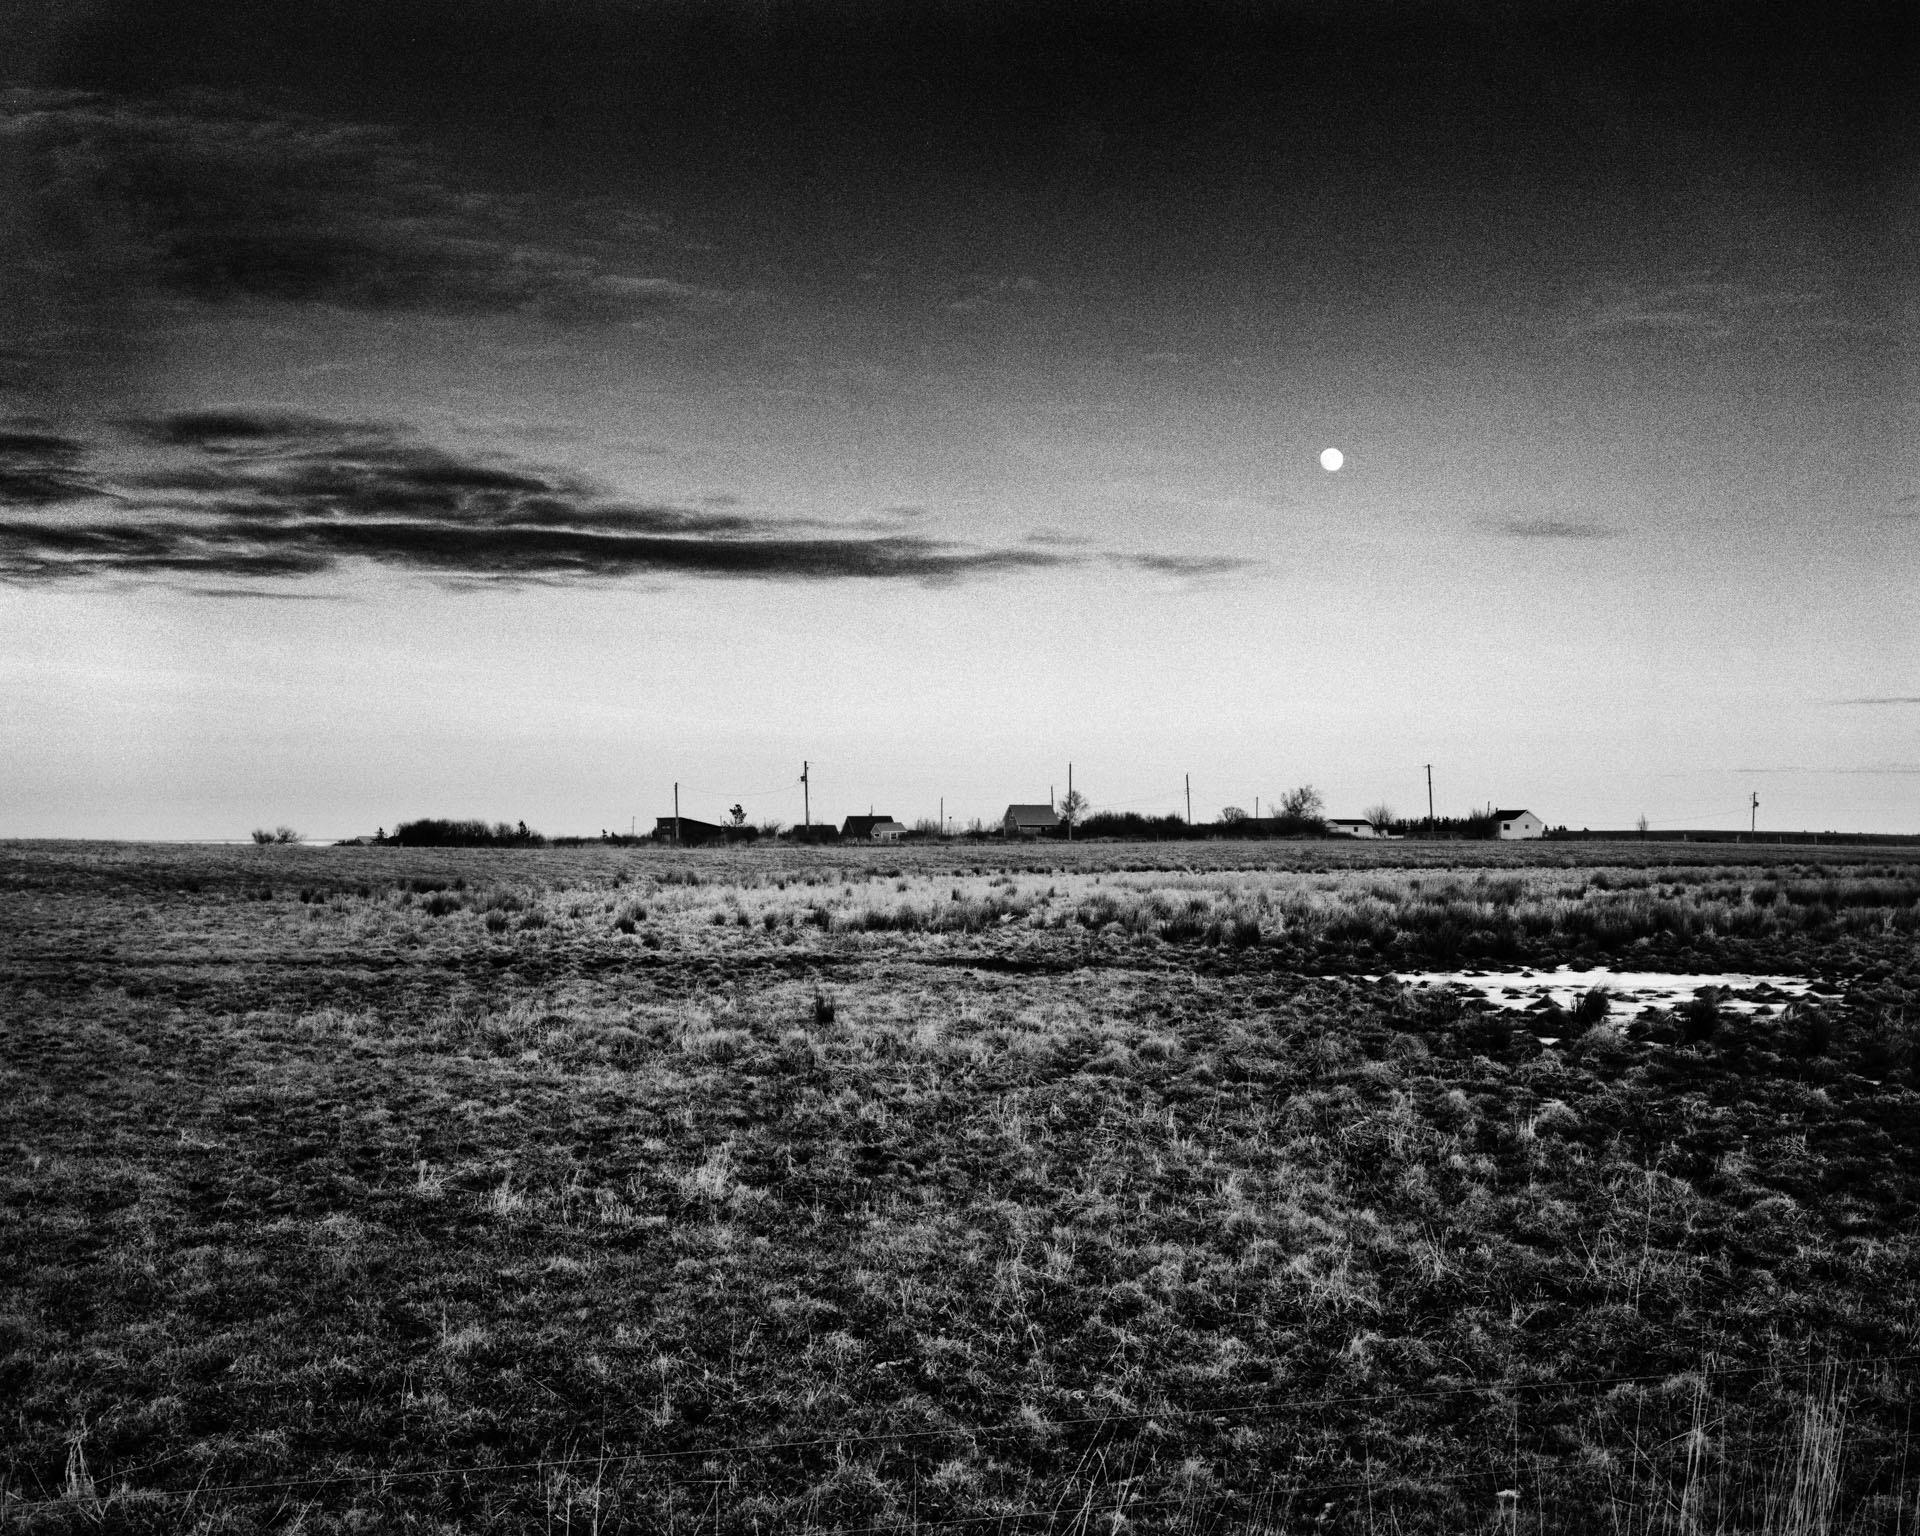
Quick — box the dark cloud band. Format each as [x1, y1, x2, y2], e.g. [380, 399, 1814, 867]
[0, 411, 1067, 587]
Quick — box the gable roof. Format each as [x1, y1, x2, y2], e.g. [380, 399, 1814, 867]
[1491, 809, 1535, 820]
[1326, 817, 1373, 826]
[1004, 803, 1060, 828]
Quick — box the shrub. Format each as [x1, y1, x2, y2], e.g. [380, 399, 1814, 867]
[392, 818, 546, 848]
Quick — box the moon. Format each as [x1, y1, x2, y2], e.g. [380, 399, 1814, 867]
[1319, 447, 1344, 472]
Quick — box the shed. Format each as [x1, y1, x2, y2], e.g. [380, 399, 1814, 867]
[1325, 818, 1378, 838]
[1492, 809, 1546, 840]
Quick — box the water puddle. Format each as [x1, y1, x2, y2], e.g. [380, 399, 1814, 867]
[1386, 967, 1825, 1023]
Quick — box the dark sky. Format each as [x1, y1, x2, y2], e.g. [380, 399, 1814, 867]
[3, 0, 1915, 835]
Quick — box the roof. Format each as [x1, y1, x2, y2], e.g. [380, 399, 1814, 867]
[1492, 809, 1535, 819]
[1004, 803, 1060, 827]
[1327, 817, 1373, 826]
[841, 814, 894, 837]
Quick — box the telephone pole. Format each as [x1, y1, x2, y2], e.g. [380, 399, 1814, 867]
[1425, 764, 1434, 831]
[1067, 763, 1073, 842]
[801, 761, 809, 830]
[673, 782, 680, 847]
[1185, 773, 1192, 825]
[1750, 792, 1758, 834]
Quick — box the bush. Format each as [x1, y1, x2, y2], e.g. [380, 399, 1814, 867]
[251, 826, 303, 844]
[392, 818, 546, 848]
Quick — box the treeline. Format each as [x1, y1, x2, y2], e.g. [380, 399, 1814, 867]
[380, 819, 547, 848]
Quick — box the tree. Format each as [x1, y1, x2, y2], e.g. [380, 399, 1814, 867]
[727, 804, 747, 827]
[1058, 789, 1089, 828]
[1278, 785, 1324, 821]
[1363, 802, 1395, 831]
[1219, 806, 1248, 823]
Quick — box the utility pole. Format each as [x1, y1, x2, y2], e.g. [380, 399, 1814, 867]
[1185, 773, 1192, 825]
[939, 797, 943, 835]
[1750, 792, 1759, 834]
[673, 782, 680, 847]
[801, 761, 809, 830]
[1067, 763, 1073, 842]
[1425, 764, 1434, 831]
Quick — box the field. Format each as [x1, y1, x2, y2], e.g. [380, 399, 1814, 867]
[3, 839, 1918, 1533]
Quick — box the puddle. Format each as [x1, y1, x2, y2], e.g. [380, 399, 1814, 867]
[1386, 967, 1823, 1021]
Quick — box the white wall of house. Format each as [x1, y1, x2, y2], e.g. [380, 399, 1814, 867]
[1495, 811, 1546, 840]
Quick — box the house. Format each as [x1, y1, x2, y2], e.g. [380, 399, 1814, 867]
[1492, 809, 1546, 840]
[842, 815, 908, 842]
[1325, 818, 1378, 838]
[651, 816, 731, 847]
[1003, 803, 1061, 837]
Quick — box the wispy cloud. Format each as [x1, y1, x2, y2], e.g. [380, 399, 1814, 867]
[1111, 552, 1258, 577]
[0, 412, 1066, 588]
[0, 429, 98, 505]
[1495, 516, 1621, 541]
[1563, 275, 1867, 345]
[1736, 763, 1920, 775]
[1833, 696, 1920, 707]
[0, 88, 726, 341]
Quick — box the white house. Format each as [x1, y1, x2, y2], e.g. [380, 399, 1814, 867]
[1492, 809, 1546, 840]
[1325, 818, 1378, 838]
[870, 820, 907, 842]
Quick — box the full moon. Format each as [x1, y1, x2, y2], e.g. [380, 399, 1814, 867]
[1320, 447, 1344, 472]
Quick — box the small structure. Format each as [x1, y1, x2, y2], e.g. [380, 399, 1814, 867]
[652, 817, 760, 847]
[1492, 809, 1546, 840]
[842, 815, 908, 842]
[1325, 818, 1378, 838]
[1003, 803, 1061, 838]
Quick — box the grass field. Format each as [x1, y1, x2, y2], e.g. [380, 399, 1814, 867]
[3, 840, 1918, 1533]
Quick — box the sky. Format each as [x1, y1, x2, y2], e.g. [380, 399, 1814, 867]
[2, 0, 1915, 838]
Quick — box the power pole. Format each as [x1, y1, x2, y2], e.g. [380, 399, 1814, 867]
[1425, 764, 1434, 831]
[673, 782, 680, 847]
[1185, 773, 1192, 825]
[1067, 763, 1073, 842]
[801, 761, 809, 830]
[1750, 792, 1758, 834]
[939, 797, 943, 835]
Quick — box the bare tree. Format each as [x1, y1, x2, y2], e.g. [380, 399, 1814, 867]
[1219, 805, 1248, 823]
[1363, 802, 1395, 830]
[1278, 785, 1324, 821]
[1057, 788, 1090, 828]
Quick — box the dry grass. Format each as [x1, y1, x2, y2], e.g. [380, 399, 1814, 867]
[0, 840, 1916, 1532]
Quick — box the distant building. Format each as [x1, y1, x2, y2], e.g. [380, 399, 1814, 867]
[1003, 803, 1061, 837]
[652, 815, 732, 847]
[1326, 818, 1378, 838]
[842, 815, 908, 842]
[1492, 809, 1546, 840]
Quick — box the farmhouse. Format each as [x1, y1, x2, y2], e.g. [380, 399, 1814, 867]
[1003, 804, 1061, 838]
[1325, 818, 1378, 838]
[1493, 809, 1546, 840]
[842, 815, 908, 842]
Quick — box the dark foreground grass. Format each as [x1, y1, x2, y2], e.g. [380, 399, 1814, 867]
[2, 841, 1918, 1533]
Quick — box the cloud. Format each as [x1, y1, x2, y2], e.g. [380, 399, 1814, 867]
[0, 429, 99, 505]
[1562, 276, 1868, 345]
[1111, 552, 1257, 576]
[1495, 516, 1621, 541]
[0, 88, 724, 398]
[0, 412, 1068, 587]
[1833, 696, 1920, 707]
